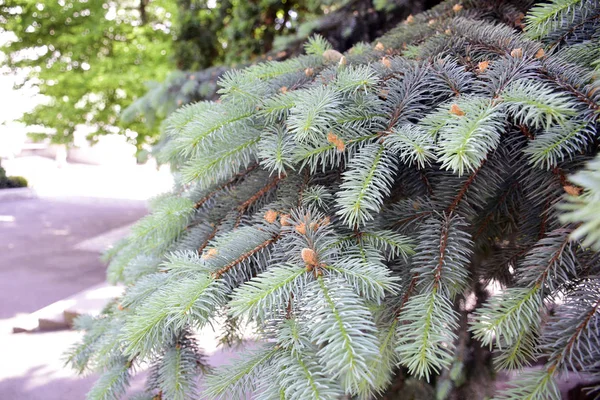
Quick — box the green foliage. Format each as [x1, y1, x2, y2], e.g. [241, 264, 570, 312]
[304, 34, 333, 56]
[435, 96, 504, 176]
[6, 176, 28, 188]
[0, 165, 28, 188]
[336, 144, 397, 227]
[68, 1, 600, 399]
[0, 0, 174, 148]
[121, 0, 433, 148]
[524, 0, 593, 41]
[560, 154, 600, 250]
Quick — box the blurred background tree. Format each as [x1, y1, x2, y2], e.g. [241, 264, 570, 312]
[1, 0, 436, 153]
[0, 0, 175, 148]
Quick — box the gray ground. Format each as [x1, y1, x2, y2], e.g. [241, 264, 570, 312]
[0, 197, 147, 319]
[0, 196, 250, 400]
[0, 196, 147, 399]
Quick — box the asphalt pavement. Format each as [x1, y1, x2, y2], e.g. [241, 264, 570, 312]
[0, 196, 147, 319]
[0, 196, 147, 399]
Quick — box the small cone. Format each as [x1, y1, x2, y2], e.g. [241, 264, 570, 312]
[295, 222, 307, 235]
[450, 104, 465, 116]
[264, 209, 278, 224]
[510, 48, 523, 58]
[280, 214, 291, 226]
[535, 48, 545, 59]
[564, 185, 582, 196]
[301, 248, 318, 266]
[323, 49, 344, 63]
[477, 60, 490, 72]
[453, 4, 463, 12]
[202, 248, 218, 260]
[514, 13, 525, 29]
[375, 42, 385, 51]
[327, 132, 345, 152]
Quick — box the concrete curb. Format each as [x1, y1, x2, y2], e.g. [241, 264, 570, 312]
[12, 283, 124, 333]
[0, 187, 37, 201]
[74, 223, 135, 253]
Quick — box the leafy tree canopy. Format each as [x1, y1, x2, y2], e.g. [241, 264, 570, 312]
[1, 0, 427, 150]
[1, 0, 175, 148]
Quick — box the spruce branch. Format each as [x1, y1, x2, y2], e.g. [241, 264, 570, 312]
[435, 96, 504, 176]
[202, 345, 280, 399]
[228, 264, 308, 320]
[306, 276, 379, 394]
[559, 154, 600, 250]
[336, 143, 398, 228]
[396, 291, 459, 381]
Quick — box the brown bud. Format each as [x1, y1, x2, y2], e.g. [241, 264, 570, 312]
[515, 13, 525, 28]
[564, 185, 582, 196]
[201, 248, 218, 260]
[339, 56, 347, 67]
[323, 49, 344, 63]
[280, 86, 288, 94]
[477, 60, 490, 72]
[450, 104, 465, 116]
[264, 209, 278, 224]
[375, 42, 385, 51]
[406, 15, 415, 24]
[301, 248, 318, 266]
[327, 132, 345, 152]
[117, 304, 124, 311]
[379, 89, 389, 99]
[445, 29, 452, 35]
[280, 214, 292, 226]
[305, 67, 314, 77]
[428, 19, 436, 25]
[381, 57, 392, 69]
[510, 48, 523, 58]
[453, 4, 463, 12]
[535, 48, 545, 59]
[295, 222, 307, 235]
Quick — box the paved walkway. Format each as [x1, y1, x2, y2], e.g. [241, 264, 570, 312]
[0, 196, 147, 399]
[0, 197, 147, 319]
